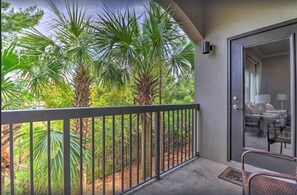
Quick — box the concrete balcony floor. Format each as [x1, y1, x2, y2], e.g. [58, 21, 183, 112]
[129, 158, 242, 195]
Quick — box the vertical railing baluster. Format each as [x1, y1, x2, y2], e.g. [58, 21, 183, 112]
[155, 111, 160, 179]
[144, 113, 146, 180]
[167, 111, 170, 170]
[121, 114, 124, 192]
[30, 122, 34, 195]
[112, 115, 115, 195]
[150, 112, 152, 178]
[9, 124, 14, 195]
[184, 109, 188, 160]
[63, 119, 71, 195]
[183, 109, 185, 161]
[181, 110, 184, 162]
[188, 109, 191, 159]
[172, 110, 175, 167]
[129, 114, 132, 188]
[162, 111, 165, 172]
[47, 121, 52, 195]
[137, 113, 140, 184]
[47, 121, 51, 195]
[0, 124, 1, 195]
[192, 109, 194, 158]
[195, 108, 198, 156]
[102, 116, 106, 195]
[177, 110, 179, 164]
[79, 118, 83, 195]
[92, 117, 95, 195]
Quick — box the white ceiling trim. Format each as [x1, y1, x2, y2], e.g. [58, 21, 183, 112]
[252, 47, 289, 59]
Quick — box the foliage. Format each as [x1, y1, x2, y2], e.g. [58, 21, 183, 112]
[0, 43, 34, 109]
[163, 73, 195, 104]
[18, 1, 127, 108]
[1, 1, 195, 193]
[90, 84, 134, 106]
[15, 124, 91, 193]
[92, 2, 194, 105]
[40, 84, 74, 108]
[1, 1, 44, 33]
[1, 1, 44, 45]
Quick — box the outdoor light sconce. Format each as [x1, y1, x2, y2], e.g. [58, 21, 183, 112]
[202, 41, 213, 54]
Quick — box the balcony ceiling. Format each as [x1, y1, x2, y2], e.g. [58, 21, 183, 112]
[155, 0, 204, 43]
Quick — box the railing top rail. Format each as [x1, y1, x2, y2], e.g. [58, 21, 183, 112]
[1, 103, 199, 124]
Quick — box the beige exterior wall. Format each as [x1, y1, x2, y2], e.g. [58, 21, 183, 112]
[194, 0, 297, 163]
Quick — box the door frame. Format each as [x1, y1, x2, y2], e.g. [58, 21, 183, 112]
[227, 18, 297, 161]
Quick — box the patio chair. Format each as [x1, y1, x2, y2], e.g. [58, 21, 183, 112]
[267, 126, 291, 154]
[241, 149, 297, 195]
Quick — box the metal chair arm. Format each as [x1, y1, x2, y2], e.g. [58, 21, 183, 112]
[248, 171, 297, 183]
[241, 148, 296, 171]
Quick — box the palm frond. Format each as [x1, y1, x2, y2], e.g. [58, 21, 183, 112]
[169, 42, 194, 77]
[18, 128, 91, 191]
[92, 7, 140, 67]
[1, 43, 28, 108]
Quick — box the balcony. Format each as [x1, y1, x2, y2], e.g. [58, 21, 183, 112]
[0, 104, 217, 194]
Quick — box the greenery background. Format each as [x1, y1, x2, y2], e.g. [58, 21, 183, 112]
[1, 0, 194, 193]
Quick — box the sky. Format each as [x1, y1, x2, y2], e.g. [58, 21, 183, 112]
[7, 0, 149, 35]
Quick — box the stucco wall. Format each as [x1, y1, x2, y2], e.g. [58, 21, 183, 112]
[195, 0, 297, 163]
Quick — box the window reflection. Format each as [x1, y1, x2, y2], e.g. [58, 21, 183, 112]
[244, 39, 291, 155]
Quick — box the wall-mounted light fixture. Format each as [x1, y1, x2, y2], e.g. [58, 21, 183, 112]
[202, 41, 213, 54]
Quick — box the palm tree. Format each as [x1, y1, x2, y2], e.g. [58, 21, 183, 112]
[142, 4, 194, 169]
[19, 1, 125, 134]
[18, 1, 126, 191]
[92, 2, 194, 179]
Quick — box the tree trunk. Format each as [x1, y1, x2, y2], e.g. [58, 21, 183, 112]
[158, 65, 164, 170]
[141, 113, 151, 180]
[73, 67, 91, 136]
[134, 71, 158, 179]
[159, 66, 162, 105]
[72, 67, 92, 193]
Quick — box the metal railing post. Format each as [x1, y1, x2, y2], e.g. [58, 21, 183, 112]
[10, 124, 14, 195]
[63, 119, 71, 194]
[0, 134, 1, 195]
[155, 111, 160, 179]
[195, 108, 199, 156]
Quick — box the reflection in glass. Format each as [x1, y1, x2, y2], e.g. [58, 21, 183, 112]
[244, 39, 291, 155]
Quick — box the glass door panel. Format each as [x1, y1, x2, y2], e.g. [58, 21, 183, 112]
[244, 38, 292, 155]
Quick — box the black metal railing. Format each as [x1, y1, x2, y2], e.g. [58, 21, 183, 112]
[1, 104, 199, 194]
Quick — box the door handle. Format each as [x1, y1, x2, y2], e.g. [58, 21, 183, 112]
[233, 104, 243, 110]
